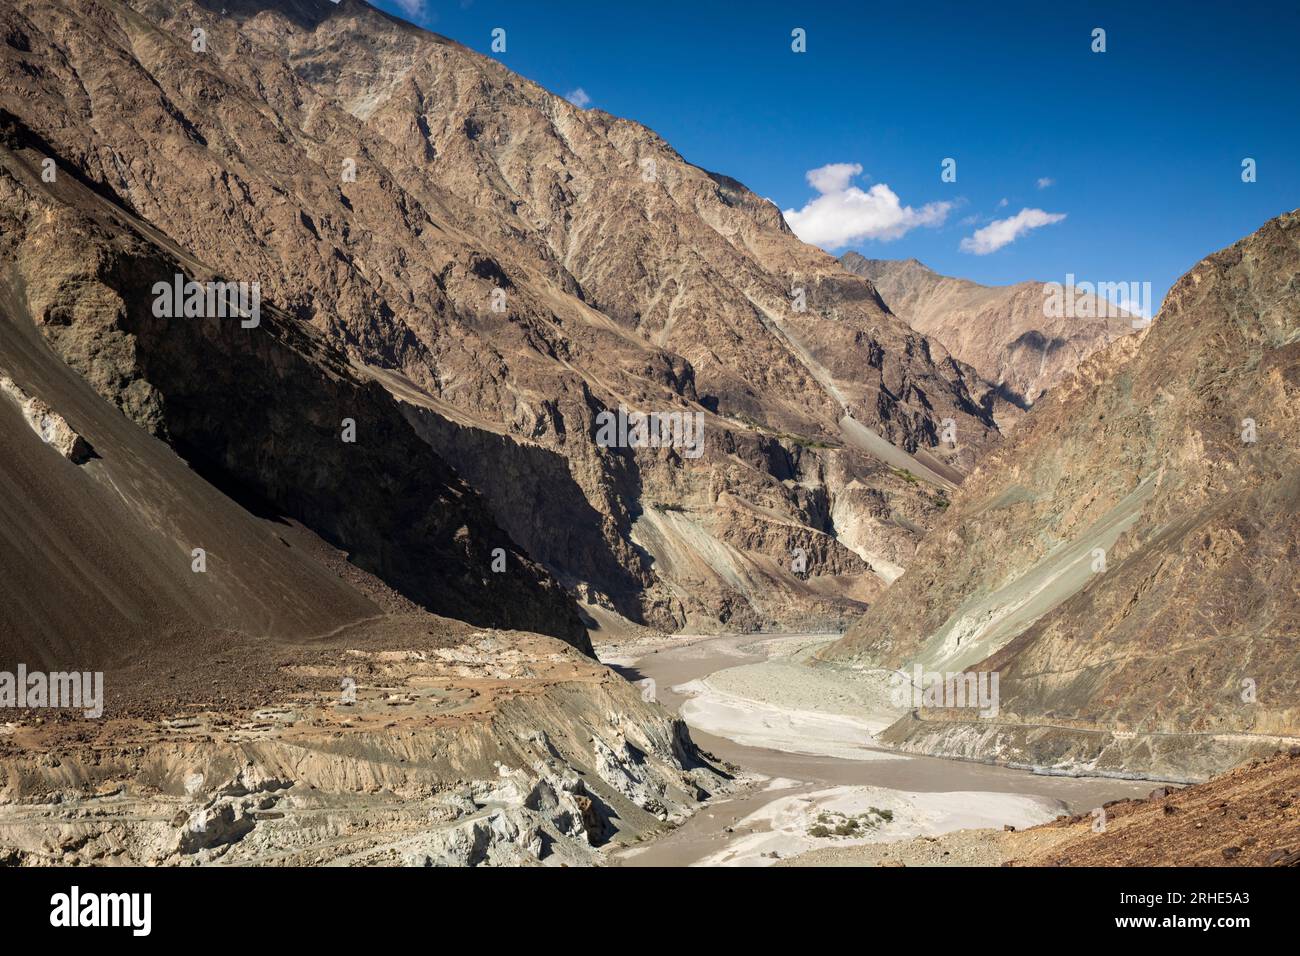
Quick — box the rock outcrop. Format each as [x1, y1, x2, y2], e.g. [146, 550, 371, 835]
[0, 373, 92, 462]
[0, 632, 730, 866]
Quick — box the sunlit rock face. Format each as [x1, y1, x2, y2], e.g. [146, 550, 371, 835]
[827, 210, 1300, 782]
[841, 253, 1135, 419]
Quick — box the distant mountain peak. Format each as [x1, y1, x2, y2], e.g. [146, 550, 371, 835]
[840, 253, 1134, 412]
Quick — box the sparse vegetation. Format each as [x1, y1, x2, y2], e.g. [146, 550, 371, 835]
[730, 414, 842, 451]
[806, 807, 895, 839]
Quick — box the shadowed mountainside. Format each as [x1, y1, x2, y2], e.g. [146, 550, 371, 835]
[0, 105, 589, 663]
[0, 0, 1006, 634]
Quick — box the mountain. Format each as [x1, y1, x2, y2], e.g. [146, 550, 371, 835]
[823, 210, 1300, 781]
[840, 253, 1134, 416]
[1, 0, 1296, 872]
[0, 105, 589, 667]
[0, 0, 1003, 636]
[0, 0, 741, 862]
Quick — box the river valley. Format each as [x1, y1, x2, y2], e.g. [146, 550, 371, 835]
[605, 633, 1159, 866]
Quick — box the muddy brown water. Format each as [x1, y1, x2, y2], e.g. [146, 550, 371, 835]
[609, 633, 1159, 867]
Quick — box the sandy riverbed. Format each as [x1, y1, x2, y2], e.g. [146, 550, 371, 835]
[603, 632, 1158, 866]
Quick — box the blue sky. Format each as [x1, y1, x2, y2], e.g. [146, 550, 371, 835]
[372, 0, 1299, 311]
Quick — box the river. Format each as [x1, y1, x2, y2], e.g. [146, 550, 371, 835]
[608, 633, 1158, 866]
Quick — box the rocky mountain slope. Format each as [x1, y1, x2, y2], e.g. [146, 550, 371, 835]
[1, 89, 734, 865]
[1010, 748, 1300, 867]
[0, 106, 587, 660]
[824, 210, 1300, 781]
[0, 0, 1004, 865]
[841, 254, 1134, 416]
[0, 0, 1003, 634]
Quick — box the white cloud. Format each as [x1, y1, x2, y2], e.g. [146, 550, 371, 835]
[1036, 177, 1055, 189]
[806, 162, 863, 193]
[392, 0, 426, 16]
[782, 163, 952, 249]
[564, 88, 592, 108]
[997, 197, 1009, 208]
[959, 208, 1066, 255]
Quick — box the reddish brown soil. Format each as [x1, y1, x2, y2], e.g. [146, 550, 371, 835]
[1014, 749, 1300, 866]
